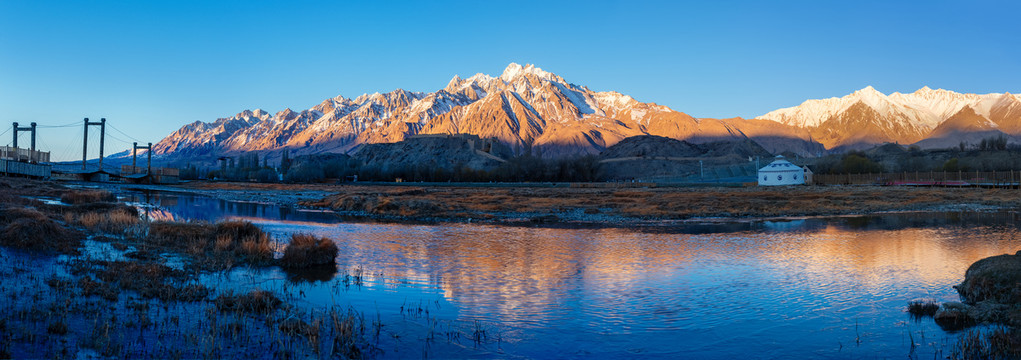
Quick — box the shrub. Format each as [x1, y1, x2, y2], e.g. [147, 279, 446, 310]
[215, 220, 273, 262]
[280, 233, 338, 268]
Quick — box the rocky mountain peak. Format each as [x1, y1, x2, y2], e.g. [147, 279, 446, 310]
[500, 63, 555, 83]
[153, 64, 1017, 161]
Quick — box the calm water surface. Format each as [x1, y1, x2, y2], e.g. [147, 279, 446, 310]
[127, 191, 1021, 359]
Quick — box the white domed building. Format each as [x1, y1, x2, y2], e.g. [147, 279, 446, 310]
[758, 155, 809, 186]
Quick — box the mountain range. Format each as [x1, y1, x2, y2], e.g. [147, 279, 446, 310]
[151, 63, 1021, 161]
[759, 85, 1021, 150]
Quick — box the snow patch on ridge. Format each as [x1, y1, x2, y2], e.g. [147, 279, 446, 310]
[760, 86, 1020, 131]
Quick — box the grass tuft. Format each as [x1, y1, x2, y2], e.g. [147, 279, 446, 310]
[144, 220, 273, 269]
[907, 300, 940, 318]
[0, 207, 79, 254]
[279, 317, 320, 342]
[280, 233, 338, 268]
[67, 209, 139, 234]
[952, 327, 1021, 360]
[214, 289, 281, 314]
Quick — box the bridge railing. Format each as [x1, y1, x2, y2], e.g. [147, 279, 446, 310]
[0, 146, 50, 163]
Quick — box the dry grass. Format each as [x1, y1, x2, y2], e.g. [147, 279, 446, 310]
[144, 220, 274, 270]
[279, 317, 320, 343]
[0, 207, 80, 254]
[67, 208, 139, 234]
[953, 327, 1021, 360]
[78, 276, 119, 301]
[297, 185, 1021, 221]
[215, 220, 274, 263]
[214, 289, 282, 314]
[280, 233, 338, 268]
[907, 300, 940, 318]
[60, 189, 115, 204]
[319, 193, 445, 217]
[73, 260, 209, 302]
[207, 181, 979, 219]
[146, 221, 215, 249]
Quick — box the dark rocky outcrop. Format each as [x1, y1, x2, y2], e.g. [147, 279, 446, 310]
[957, 251, 1021, 306]
[353, 134, 513, 174]
[597, 135, 773, 180]
[932, 251, 1021, 330]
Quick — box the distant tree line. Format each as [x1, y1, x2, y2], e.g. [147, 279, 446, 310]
[813, 151, 885, 174]
[178, 150, 604, 184]
[312, 154, 604, 183]
[812, 135, 1021, 174]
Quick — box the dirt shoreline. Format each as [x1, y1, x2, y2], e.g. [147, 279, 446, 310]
[139, 181, 1021, 226]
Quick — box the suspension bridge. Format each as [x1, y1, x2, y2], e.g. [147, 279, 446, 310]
[1, 118, 178, 183]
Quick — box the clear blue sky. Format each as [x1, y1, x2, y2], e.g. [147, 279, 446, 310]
[2, 0, 1019, 160]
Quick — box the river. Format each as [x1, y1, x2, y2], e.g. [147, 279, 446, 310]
[124, 190, 1021, 359]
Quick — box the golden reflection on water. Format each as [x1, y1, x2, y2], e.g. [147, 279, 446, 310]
[322, 213, 1021, 324]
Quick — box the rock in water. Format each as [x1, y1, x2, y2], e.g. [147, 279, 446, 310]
[934, 302, 974, 330]
[956, 251, 1021, 305]
[939, 250, 1021, 328]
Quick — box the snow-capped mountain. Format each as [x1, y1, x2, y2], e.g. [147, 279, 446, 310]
[153, 63, 820, 159]
[758, 86, 1021, 150]
[155, 64, 1016, 160]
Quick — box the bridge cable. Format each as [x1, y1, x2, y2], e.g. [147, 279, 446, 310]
[107, 123, 143, 143]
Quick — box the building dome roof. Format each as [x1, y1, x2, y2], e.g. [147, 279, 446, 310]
[758, 156, 801, 173]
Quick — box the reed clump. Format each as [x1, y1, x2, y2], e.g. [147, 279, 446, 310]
[78, 276, 120, 301]
[71, 260, 210, 302]
[145, 221, 215, 250]
[60, 190, 115, 204]
[280, 233, 338, 268]
[907, 300, 940, 318]
[67, 208, 139, 234]
[215, 221, 273, 263]
[98, 261, 180, 299]
[0, 207, 79, 254]
[144, 220, 273, 269]
[214, 289, 281, 314]
[952, 327, 1021, 360]
[279, 317, 320, 342]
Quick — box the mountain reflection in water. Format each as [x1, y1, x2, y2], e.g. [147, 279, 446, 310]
[131, 190, 1021, 358]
